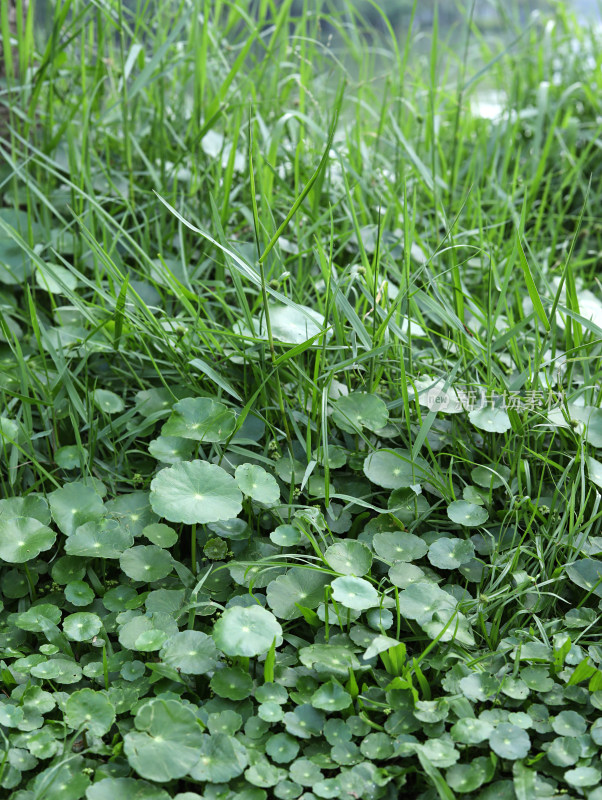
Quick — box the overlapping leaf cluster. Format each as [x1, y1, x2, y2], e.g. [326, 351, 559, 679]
[1, 391, 602, 799]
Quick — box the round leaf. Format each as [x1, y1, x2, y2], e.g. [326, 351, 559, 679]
[210, 666, 253, 700]
[565, 558, 602, 597]
[471, 465, 510, 489]
[488, 723, 530, 759]
[87, 777, 171, 800]
[270, 524, 301, 546]
[160, 630, 218, 675]
[188, 733, 248, 782]
[266, 733, 299, 764]
[63, 612, 102, 642]
[93, 389, 124, 415]
[469, 406, 511, 433]
[324, 541, 372, 576]
[0, 516, 56, 563]
[143, 523, 178, 548]
[310, 680, 352, 712]
[150, 460, 242, 524]
[65, 580, 94, 606]
[428, 537, 476, 569]
[551, 710, 586, 737]
[248, 303, 325, 344]
[120, 545, 174, 582]
[36, 263, 78, 294]
[398, 581, 456, 623]
[373, 531, 428, 563]
[49, 483, 104, 536]
[267, 569, 330, 620]
[564, 767, 601, 787]
[124, 699, 205, 782]
[332, 392, 388, 434]
[331, 576, 379, 611]
[235, 464, 280, 504]
[213, 605, 282, 657]
[451, 717, 493, 744]
[547, 736, 581, 767]
[148, 435, 195, 464]
[363, 449, 430, 489]
[55, 445, 81, 469]
[65, 688, 115, 736]
[161, 397, 235, 442]
[66, 519, 133, 558]
[447, 500, 489, 527]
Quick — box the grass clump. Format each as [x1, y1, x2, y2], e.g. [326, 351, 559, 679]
[1, 1, 602, 798]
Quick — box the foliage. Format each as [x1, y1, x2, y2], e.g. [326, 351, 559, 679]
[0, 0, 602, 798]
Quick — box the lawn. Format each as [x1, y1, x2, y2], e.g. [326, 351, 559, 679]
[1, 1, 602, 798]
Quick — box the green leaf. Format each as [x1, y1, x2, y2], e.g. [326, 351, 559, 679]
[93, 389, 125, 415]
[66, 518, 133, 558]
[63, 612, 102, 642]
[188, 733, 248, 782]
[210, 666, 253, 700]
[266, 732, 299, 763]
[30, 658, 83, 684]
[213, 605, 283, 657]
[33, 758, 90, 800]
[471, 465, 510, 489]
[124, 699, 205, 782]
[310, 679, 352, 712]
[245, 304, 326, 344]
[86, 777, 171, 800]
[65, 688, 115, 736]
[36, 263, 78, 294]
[450, 717, 493, 744]
[417, 738, 459, 768]
[428, 537, 475, 569]
[373, 531, 428, 563]
[331, 576, 379, 611]
[324, 540, 373, 576]
[364, 449, 431, 489]
[488, 723, 530, 759]
[547, 736, 581, 767]
[150, 460, 243, 524]
[159, 630, 218, 675]
[565, 558, 602, 597]
[148, 435, 195, 464]
[298, 645, 360, 678]
[586, 455, 602, 489]
[468, 406, 512, 433]
[143, 523, 178, 548]
[398, 581, 457, 624]
[161, 397, 236, 442]
[65, 580, 94, 606]
[331, 392, 388, 434]
[270, 524, 302, 546]
[267, 569, 330, 620]
[551, 710, 586, 736]
[120, 545, 174, 582]
[564, 767, 601, 788]
[235, 464, 280, 504]
[0, 494, 50, 524]
[0, 516, 56, 563]
[49, 482, 105, 536]
[446, 760, 489, 793]
[446, 500, 489, 527]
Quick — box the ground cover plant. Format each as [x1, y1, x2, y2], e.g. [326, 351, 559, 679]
[2, 0, 602, 798]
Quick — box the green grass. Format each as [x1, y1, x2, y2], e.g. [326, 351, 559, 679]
[1, 0, 602, 798]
